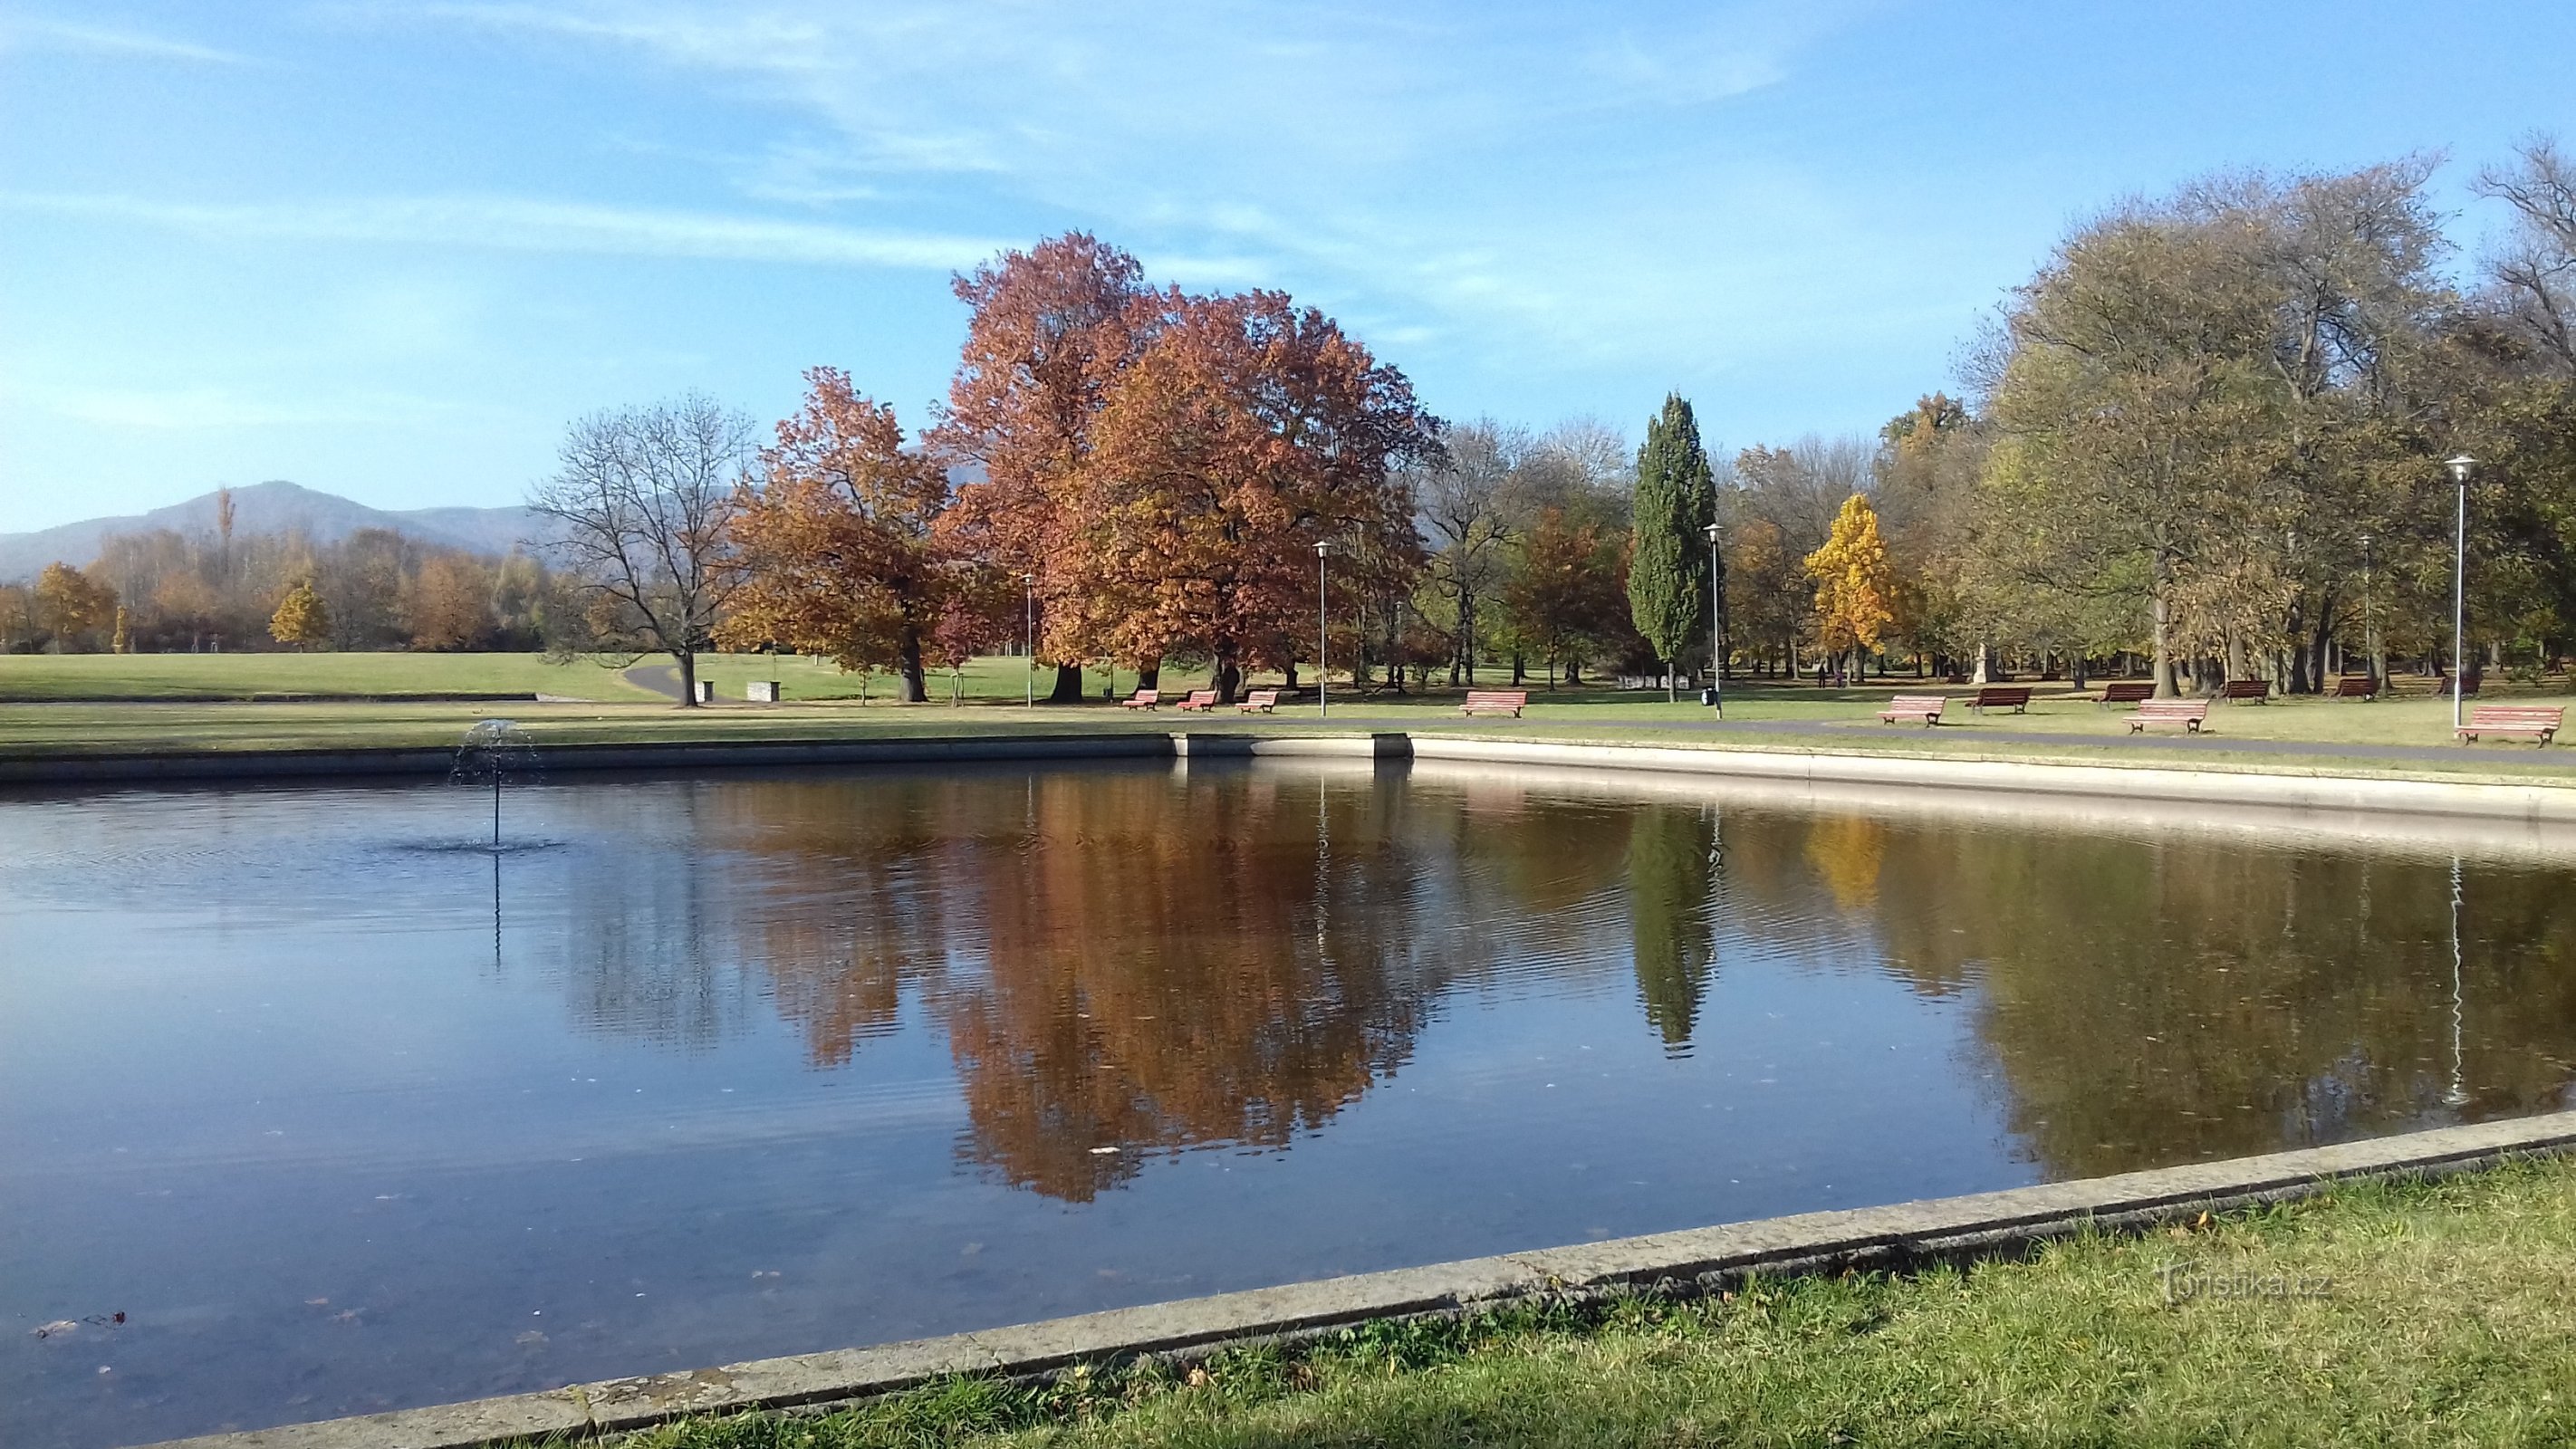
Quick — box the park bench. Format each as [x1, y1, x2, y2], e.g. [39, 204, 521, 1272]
[1461, 690, 1529, 717]
[1117, 688, 1160, 710]
[1970, 686, 2033, 714]
[1878, 694, 1946, 726]
[2333, 675, 2379, 700]
[1236, 689, 1278, 714]
[1174, 690, 1220, 712]
[2456, 704, 2562, 746]
[2221, 679, 2271, 702]
[2097, 681, 2156, 707]
[2127, 699, 2210, 734]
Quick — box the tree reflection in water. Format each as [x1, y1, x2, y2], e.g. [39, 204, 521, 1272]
[537, 767, 2576, 1199]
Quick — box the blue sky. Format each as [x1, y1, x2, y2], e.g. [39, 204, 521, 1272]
[3, 1, 2572, 533]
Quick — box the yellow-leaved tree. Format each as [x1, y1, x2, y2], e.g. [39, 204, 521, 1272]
[270, 581, 332, 650]
[1802, 493, 1896, 681]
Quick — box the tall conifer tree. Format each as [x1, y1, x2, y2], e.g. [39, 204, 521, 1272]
[1627, 394, 1716, 699]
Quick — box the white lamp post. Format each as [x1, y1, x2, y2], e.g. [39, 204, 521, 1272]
[1315, 541, 1331, 721]
[2447, 456, 2475, 731]
[1702, 522, 1724, 717]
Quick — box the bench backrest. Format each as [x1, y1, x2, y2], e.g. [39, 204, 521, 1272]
[2222, 679, 2269, 696]
[2334, 677, 2377, 695]
[1465, 690, 1528, 705]
[1243, 689, 1277, 705]
[2135, 699, 2209, 716]
[2101, 682, 2155, 700]
[1128, 688, 1158, 703]
[1184, 690, 1217, 705]
[1975, 686, 2032, 703]
[2468, 705, 2563, 725]
[1887, 695, 1946, 711]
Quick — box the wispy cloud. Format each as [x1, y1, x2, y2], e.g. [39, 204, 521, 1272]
[0, 191, 1004, 269]
[0, 15, 255, 64]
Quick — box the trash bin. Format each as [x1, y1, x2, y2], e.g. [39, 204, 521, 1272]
[1698, 687, 1719, 706]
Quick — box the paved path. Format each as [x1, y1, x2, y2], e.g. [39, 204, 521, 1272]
[622, 663, 683, 700]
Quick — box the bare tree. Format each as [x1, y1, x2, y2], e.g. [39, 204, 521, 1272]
[529, 395, 752, 707]
[2478, 136, 2576, 378]
[1414, 419, 1526, 685]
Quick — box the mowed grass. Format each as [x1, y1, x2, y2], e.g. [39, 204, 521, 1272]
[5, 655, 2576, 783]
[0, 650, 658, 701]
[578, 1156, 2576, 1449]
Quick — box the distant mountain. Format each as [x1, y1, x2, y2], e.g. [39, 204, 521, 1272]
[0, 481, 551, 581]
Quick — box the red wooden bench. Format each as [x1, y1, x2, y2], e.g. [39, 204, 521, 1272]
[2332, 675, 2379, 699]
[1236, 689, 1279, 714]
[2097, 681, 2156, 706]
[1461, 690, 1528, 717]
[1878, 694, 1946, 726]
[2221, 679, 2270, 702]
[1970, 686, 2033, 714]
[2128, 699, 2210, 734]
[1174, 689, 1219, 712]
[2457, 705, 2561, 745]
[1117, 688, 1160, 710]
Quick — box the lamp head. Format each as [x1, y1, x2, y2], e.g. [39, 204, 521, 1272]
[2446, 455, 2476, 485]
[1702, 523, 1721, 543]
[1315, 540, 1331, 557]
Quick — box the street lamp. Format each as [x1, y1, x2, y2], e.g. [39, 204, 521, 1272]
[1315, 540, 1331, 721]
[2447, 456, 2475, 731]
[1701, 522, 1724, 717]
[2359, 532, 2375, 686]
[1022, 574, 1035, 709]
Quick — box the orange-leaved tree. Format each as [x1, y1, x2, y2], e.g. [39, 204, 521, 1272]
[34, 561, 117, 651]
[1072, 289, 1434, 702]
[1802, 493, 1898, 679]
[724, 369, 956, 703]
[931, 234, 1154, 699]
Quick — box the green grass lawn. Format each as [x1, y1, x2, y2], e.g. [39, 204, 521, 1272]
[5, 656, 2575, 785]
[0, 650, 658, 700]
[585, 1156, 2576, 1448]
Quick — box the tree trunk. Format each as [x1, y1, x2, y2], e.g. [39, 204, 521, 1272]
[1284, 661, 1301, 691]
[1136, 657, 1161, 692]
[1046, 663, 1083, 703]
[1511, 651, 1526, 686]
[896, 627, 928, 703]
[2149, 589, 2177, 697]
[1214, 657, 1241, 704]
[676, 649, 699, 708]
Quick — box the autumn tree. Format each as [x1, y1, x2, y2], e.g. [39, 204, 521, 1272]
[1068, 289, 1434, 702]
[1502, 505, 1629, 686]
[34, 561, 116, 652]
[1803, 494, 1898, 679]
[933, 234, 1153, 700]
[1627, 395, 1716, 697]
[529, 394, 751, 706]
[725, 369, 956, 702]
[404, 553, 493, 650]
[269, 579, 331, 649]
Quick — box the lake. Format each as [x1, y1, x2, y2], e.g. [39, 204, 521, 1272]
[7, 758, 2575, 1447]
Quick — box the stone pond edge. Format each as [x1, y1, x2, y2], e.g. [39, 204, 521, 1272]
[143, 1108, 2576, 1449]
[10, 729, 2576, 824]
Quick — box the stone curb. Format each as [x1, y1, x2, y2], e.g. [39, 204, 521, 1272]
[142, 1109, 2576, 1449]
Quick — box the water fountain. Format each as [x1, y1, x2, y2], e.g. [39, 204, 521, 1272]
[450, 718, 540, 850]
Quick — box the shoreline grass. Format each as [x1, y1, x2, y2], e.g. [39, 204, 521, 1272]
[578, 1156, 2576, 1448]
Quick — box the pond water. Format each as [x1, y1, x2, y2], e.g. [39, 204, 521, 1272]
[7, 759, 2576, 1448]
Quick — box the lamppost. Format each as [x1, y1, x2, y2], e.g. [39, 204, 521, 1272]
[1315, 541, 1331, 720]
[1701, 522, 1724, 717]
[2447, 456, 2475, 731]
[1022, 574, 1035, 709]
[2360, 533, 2376, 686]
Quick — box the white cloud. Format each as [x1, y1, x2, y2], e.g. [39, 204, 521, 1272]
[0, 191, 1004, 270]
[0, 15, 254, 64]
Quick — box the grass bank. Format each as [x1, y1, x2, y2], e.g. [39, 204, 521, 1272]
[593, 1156, 2576, 1448]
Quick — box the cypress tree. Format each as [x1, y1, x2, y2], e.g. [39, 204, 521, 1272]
[1627, 394, 1716, 700]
